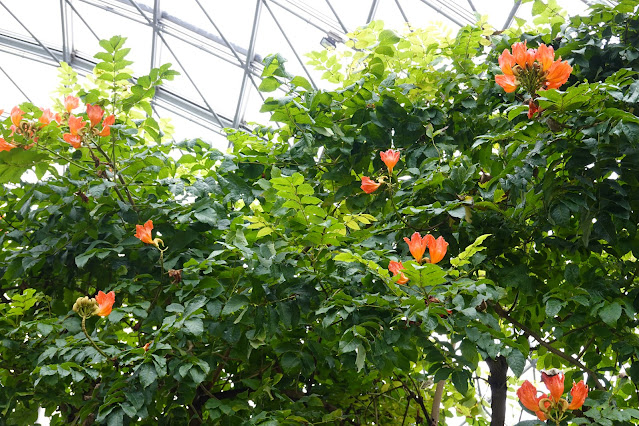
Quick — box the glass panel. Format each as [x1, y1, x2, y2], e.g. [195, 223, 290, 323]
[256, 3, 327, 83]
[73, 1, 152, 76]
[0, 0, 62, 46]
[160, 33, 243, 123]
[163, 0, 258, 50]
[0, 50, 60, 109]
[154, 103, 229, 149]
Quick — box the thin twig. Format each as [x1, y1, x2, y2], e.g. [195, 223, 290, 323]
[401, 397, 411, 426]
[491, 302, 604, 390]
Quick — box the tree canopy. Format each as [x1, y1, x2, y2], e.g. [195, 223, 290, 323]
[1, 1, 639, 425]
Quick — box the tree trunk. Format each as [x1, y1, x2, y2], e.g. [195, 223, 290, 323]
[486, 355, 508, 426]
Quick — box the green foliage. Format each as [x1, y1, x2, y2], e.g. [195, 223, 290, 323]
[1, 2, 639, 425]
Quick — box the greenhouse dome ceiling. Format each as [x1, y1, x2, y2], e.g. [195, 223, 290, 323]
[0, 0, 615, 148]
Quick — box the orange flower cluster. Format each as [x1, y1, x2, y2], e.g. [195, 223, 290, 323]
[360, 149, 401, 194]
[62, 98, 115, 149]
[517, 370, 588, 421]
[495, 41, 572, 118]
[0, 96, 115, 152]
[0, 106, 59, 152]
[387, 232, 449, 285]
[403, 232, 448, 264]
[495, 41, 572, 94]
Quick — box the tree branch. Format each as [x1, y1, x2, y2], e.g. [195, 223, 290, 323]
[490, 302, 605, 390]
[431, 380, 445, 425]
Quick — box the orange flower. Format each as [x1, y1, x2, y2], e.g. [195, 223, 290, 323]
[495, 74, 518, 93]
[63, 133, 82, 149]
[99, 114, 115, 137]
[536, 44, 555, 71]
[536, 410, 547, 421]
[388, 261, 409, 284]
[10, 106, 23, 127]
[567, 380, 588, 410]
[39, 108, 56, 126]
[516, 381, 542, 412]
[135, 220, 154, 245]
[545, 60, 572, 90]
[94, 290, 115, 317]
[403, 232, 429, 263]
[511, 41, 528, 68]
[64, 95, 80, 113]
[498, 49, 515, 75]
[541, 370, 565, 402]
[380, 149, 400, 174]
[425, 234, 448, 264]
[0, 138, 16, 152]
[525, 48, 536, 68]
[0, 109, 4, 116]
[86, 104, 104, 127]
[361, 176, 381, 194]
[68, 115, 86, 135]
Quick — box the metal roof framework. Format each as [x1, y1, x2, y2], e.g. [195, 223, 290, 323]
[0, 0, 614, 145]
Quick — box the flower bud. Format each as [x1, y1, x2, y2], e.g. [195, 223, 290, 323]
[538, 397, 552, 413]
[168, 269, 182, 284]
[73, 296, 98, 318]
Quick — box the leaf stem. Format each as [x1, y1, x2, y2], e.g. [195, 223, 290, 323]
[37, 143, 93, 173]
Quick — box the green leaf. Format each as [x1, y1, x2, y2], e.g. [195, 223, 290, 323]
[507, 105, 529, 121]
[259, 76, 281, 92]
[193, 207, 218, 225]
[379, 29, 400, 45]
[545, 298, 563, 318]
[355, 344, 366, 372]
[99, 39, 115, 53]
[290, 76, 312, 90]
[138, 363, 157, 387]
[301, 196, 322, 205]
[599, 302, 622, 326]
[221, 295, 249, 315]
[403, 262, 447, 287]
[106, 410, 124, 426]
[451, 370, 468, 395]
[280, 353, 300, 373]
[549, 203, 570, 227]
[256, 227, 273, 238]
[603, 107, 639, 124]
[166, 303, 184, 313]
[507, 349, 526, 378]
[185, 295, 208, 317]
[75, 251, 94, 268]
[450, 234, 491, 268]
[184, 318, 204, 336]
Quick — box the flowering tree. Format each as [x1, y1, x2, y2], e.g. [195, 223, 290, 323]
[1, 1, 639, 425]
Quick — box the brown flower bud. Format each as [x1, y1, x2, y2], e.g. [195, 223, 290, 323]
[168, 269, 182, 284]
